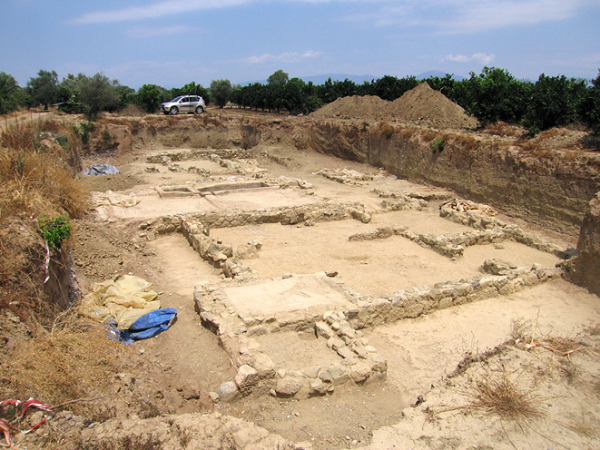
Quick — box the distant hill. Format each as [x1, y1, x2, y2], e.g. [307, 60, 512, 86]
[416, 70, 467, 81]
[244, 71, 467, 86]
[298, 73, 377, 85]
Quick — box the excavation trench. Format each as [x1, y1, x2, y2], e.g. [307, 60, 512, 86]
[64, 112, 600, 450]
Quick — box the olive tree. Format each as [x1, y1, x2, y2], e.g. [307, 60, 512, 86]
[210, 79, 233, 108]
[78, 73, 119, 120]
[267, 69, 289, 86]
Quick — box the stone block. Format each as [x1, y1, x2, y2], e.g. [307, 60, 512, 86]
[235, 365, 260, 393]
[275, 377, 304, 397]
[218, 381, 239, 402]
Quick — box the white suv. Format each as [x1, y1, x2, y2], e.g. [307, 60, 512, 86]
[159, 95, 206, 115]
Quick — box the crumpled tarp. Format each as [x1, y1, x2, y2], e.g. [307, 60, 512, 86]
[79, 275, 160, 331]
[117, 307, 178, 344]
[93, 190, 140, 208]
[82, 164, 120, 176]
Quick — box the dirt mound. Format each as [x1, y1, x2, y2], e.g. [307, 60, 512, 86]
[384, 82, 479, 129]
[311, 95, 388, 120]
[311, 84, 478, 129]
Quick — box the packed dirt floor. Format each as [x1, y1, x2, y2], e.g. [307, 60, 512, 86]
[49, 110, 600, 450]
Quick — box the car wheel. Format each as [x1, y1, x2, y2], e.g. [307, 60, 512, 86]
[195, 106, 204, 114]
[170, 106, 179, 115]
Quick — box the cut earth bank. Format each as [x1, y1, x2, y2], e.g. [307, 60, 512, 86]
[35, 92, 600, 449]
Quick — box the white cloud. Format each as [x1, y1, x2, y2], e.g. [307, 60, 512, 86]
[341, 0, 590, 34]
[126, 25, 195, 38]
[71, 0, 249, 24]
[70, 0, 591, 35]
[440, 0, 585, 34]
[244, 51, 321, 64]
[444, 53, 496, 65]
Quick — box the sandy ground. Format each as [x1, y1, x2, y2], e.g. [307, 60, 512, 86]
[67, 134, 600, 450]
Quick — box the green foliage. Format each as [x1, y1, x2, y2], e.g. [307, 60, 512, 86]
[267, 69, 289, 86]
[430, 138, 445, 153]
[524, 74, 587, 131]
[370, 75, 418, 101]
[79, 73, 120, 120]
[100, 129, 115, 149]
[581, 70, 600, 134]
[463, 67, 529, 125]
[135, 84, 163, 113]
[37, 214, 71, 249]
[171, 82, 210, 105]
[73, 121, 95, 145]
[210, 79, 233, 108]
[0, 72, 23, 114]
[27, 69, 60, 109]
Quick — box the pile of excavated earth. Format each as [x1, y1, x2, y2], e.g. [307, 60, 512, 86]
[4, 84, 600, 450]
[311, 82, 479, 129]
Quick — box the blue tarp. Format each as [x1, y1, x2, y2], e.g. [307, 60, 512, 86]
[82, 164, 120, 176]
[106, 308, 177, 345]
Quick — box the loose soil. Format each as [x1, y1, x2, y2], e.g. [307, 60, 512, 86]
[311, 83, 479, 130]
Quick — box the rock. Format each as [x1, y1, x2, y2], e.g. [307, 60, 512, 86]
[315, 321, 334, 339]
[309, 378, 329, 396]
[208, 391, 220, 403]
[275, 377, 304, 397]
[248, 352, 275, 377]
[329, 366, 350, 384]
[482, 259, 517, 275]
[337, 346, 356, 359]
[350, 362, 371, 383]
[327, 337, 345, 351]
[235, 365, 260, 393]
[218, 381, 239, 402]
[338, 325, 356, 339]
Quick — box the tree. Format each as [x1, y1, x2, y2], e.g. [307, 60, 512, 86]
[78, 73, 119, 120]
[0, 72, 22, 114]
[581, 70, 600, 134]
[210, 79, 233, 108]
[267, 70, 289, 86]
[524, 74, 587, 132]
[27, 69, 60, 109]
[463, 67, 529, 125]
[136, 84, 163, 113]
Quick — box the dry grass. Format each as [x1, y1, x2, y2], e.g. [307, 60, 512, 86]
[3, 311, 128, 413]
[483, 121, 523, 137]
[465, 366, 543, 424]
[0, 120, 88, 222]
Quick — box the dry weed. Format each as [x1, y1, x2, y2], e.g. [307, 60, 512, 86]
[0, 120, 88, 221]
[3, 311, 128, 413]
[483, 121, 522, 137]
[465, 366, 543, 424]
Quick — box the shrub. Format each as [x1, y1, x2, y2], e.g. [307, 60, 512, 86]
[431, 137, 445, 153]
[37, 214, 71, 249]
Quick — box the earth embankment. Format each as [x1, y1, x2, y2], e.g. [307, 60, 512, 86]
[109, 112, 599, 236]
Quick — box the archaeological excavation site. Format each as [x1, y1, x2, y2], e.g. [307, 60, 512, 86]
[2, 85, 600, 450]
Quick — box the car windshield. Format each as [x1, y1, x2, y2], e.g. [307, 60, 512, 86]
[170, 96, 184, 103]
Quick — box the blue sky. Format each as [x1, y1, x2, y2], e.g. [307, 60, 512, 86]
[2, 0, 599, 90]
